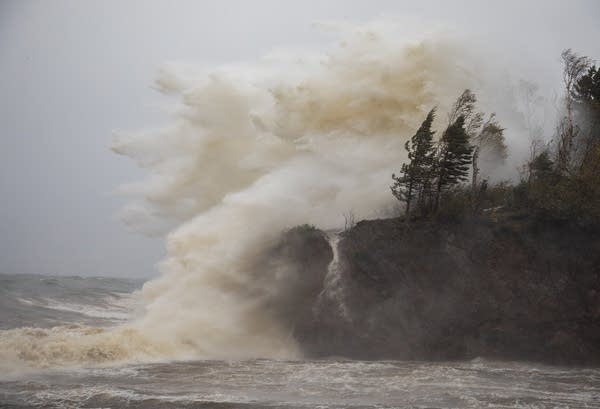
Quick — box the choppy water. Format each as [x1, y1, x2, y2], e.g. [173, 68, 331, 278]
[1, 274, 599, 409]
[0, 274, 143, 330]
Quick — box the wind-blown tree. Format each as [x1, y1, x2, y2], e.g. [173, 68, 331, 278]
[391, 108, 437, 217]
[471, 114, 507, 209]
[573, 65, 600, 106]
[571, 61, 600, 225]
[520, 51, 600, 227]
[447, 89, 484, 137]
[446, 89, 507, 211]
[572, 63, 600, 169]
[557, 49, 591, 173]
[434, 115, 474, 210]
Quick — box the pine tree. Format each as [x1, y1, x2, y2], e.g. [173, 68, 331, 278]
[572, 64, 600, 147]
[434, 115, 473, 209]
[447, 89, 484, 137]
[573, 65, 600, 106]
[530, 150, 554, 180]
[391, 109, 437, 217]
[471, 114, 506, 210]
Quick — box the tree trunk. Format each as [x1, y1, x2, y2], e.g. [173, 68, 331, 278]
[405, 179, 413, 219]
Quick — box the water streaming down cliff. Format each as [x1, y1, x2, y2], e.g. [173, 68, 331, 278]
[317, 233, 351, 323]
[0, 22, 534, 368]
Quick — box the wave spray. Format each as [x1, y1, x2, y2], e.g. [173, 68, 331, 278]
[0, 23, 504, 368]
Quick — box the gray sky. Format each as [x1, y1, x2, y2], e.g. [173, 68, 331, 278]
[1, 0, 598, 277]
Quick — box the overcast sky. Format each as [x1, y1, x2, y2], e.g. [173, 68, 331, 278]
[0, 0, 598, 278]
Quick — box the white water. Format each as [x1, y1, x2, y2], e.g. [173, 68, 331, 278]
[3, 275, 600, 408]
[317, 233, 352, 323]
[4, 358, 600, 408]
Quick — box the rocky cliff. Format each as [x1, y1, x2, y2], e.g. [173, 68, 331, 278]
[279, 215, 600, 365]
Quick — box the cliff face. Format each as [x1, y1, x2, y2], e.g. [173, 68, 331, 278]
[287, 216, 600, 364]
[256, 225, 333, 340]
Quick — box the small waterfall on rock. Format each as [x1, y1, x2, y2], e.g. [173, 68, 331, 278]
[317, 232, 352, 323]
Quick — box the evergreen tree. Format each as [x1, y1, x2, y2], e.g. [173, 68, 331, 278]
[391, 109, 437, 217]
[434, 116, 473, 209]
[572, 64, 600, 146]
[447, 89, 484, 137]
[471, 114, 506, 210]
[530, 150, 554, 180]
[573, 65, 600, 106]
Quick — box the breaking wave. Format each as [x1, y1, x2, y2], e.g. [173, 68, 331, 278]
[0, 21, 533, 369]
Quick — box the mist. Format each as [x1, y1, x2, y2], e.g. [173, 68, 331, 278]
[0, 0, 598, 366]
[1, 0, 599, 278]
[2, 5, 600, 408]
